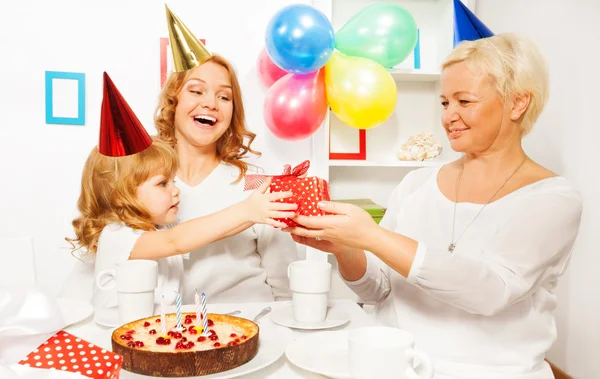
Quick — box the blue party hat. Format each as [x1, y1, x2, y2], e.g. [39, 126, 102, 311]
[453, 0, 494, 47]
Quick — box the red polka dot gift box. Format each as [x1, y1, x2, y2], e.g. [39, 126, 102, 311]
[244, 160, 331, 227]
[18, 331, 123, 379]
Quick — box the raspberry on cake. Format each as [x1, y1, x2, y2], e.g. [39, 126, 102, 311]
[111, 312, 259, 377]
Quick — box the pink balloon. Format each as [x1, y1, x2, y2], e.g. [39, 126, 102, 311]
[257, 47, 288, 88]
[264, 69, 327, 140]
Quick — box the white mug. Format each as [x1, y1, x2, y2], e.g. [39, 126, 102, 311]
[348, 326, 434, 379]
[96, 259, 158, 324]
[287, 260, 332, 323]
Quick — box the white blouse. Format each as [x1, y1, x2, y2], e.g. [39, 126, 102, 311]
[175, 162, 300, 305]
[345, 167, 582, 379]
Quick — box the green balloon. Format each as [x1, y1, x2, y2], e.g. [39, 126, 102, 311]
[335, 3, 418, 68]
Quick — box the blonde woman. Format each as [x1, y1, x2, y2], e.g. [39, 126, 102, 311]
[155, 54, 301, 304]
[285, 33, 582, 379]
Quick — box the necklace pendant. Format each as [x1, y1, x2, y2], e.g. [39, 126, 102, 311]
[448, 243, 456, 253]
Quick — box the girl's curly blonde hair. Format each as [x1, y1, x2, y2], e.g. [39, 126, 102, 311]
[154, 54, 260, 183]
[66, 138, 178, 255]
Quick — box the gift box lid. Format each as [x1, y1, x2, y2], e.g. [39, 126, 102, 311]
[332, 198, 386, 217]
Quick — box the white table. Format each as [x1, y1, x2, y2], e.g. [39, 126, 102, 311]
[66, 299, 377, 378]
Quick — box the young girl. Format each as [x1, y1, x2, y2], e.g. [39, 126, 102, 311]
[66, 73, 296, 311]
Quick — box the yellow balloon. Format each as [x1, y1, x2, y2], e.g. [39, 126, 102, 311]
[324, 51, 397, 129]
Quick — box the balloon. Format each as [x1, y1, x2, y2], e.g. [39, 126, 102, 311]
[335, 3, 418, 68]
[264, 69, 327, 140]
[265, 4, 335, 74]
[324, 52, 397, 129]
[257, 47, 288, 88]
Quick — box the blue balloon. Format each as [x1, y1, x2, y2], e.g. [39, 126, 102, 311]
[265, 4, 335, 74]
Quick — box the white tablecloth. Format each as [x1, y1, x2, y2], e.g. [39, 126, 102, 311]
[65, 299, 377, 378]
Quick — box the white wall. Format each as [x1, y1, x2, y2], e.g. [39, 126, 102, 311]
[475, 1, 599, 377]
[0, 0, 317, 294]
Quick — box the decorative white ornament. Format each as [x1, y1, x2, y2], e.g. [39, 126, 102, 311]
[396, 132, 442, 161]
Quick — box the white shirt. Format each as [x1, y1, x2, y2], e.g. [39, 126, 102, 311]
[175, 162, 299, 305]
[345, 167, 582, 379]
[92, 223, 183, 309]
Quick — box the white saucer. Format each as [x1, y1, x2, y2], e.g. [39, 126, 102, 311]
[286, 330, 352, 379]
[271, 305, 349, 330]
[55, 298, 94, 327]
[93, 307, 121, 328]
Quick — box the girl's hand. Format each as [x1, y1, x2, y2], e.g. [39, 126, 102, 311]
[244, 178, 297, 228]
[282, 201, 378, 251]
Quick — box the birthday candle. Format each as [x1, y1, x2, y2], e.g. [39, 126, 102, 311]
[175, 291, 182, 330]
[161, 294, 167, 336]
[201, 292, 208, 335]
[194, 289, 202, 329]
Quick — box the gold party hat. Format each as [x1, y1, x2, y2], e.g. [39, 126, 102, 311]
[165, 4, 211, 72]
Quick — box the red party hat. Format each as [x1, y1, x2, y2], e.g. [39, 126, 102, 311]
[99, 72, 152, 156]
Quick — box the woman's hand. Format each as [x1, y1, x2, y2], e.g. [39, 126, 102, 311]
[283, 201, 379, 251]
[289, 233, 346, 255]
[244, 178, 297, 228]
[287, 201, 418, 280]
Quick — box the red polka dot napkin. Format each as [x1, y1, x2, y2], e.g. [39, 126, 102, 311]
[18, 331, 122, 379]
[244, 160, 331, 227]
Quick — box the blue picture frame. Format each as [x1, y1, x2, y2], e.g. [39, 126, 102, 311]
[45, 71, 86, 125]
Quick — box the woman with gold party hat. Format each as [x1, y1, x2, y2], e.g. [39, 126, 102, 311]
[155, 5, 300, 305]
[65, 72, 297, 311]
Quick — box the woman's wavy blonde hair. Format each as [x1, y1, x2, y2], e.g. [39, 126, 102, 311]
[66, 138, 178, 255]
[155, 54, 260, 182]
[442, 33, 549, 136]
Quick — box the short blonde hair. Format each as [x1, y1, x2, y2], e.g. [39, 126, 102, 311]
[441, 33, 549, 135]
[66, 137, 178, 255]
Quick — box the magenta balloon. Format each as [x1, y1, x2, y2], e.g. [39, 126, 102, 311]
[264, 69, 327, 140]
[257, 47, 288, 88]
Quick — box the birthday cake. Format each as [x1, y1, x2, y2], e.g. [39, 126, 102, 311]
[111, 312, 259, 377]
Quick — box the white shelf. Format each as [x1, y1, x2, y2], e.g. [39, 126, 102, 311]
[329, 159, 448, 168]
[388, 69, 441, 82]
[319, 0, 456, 208]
